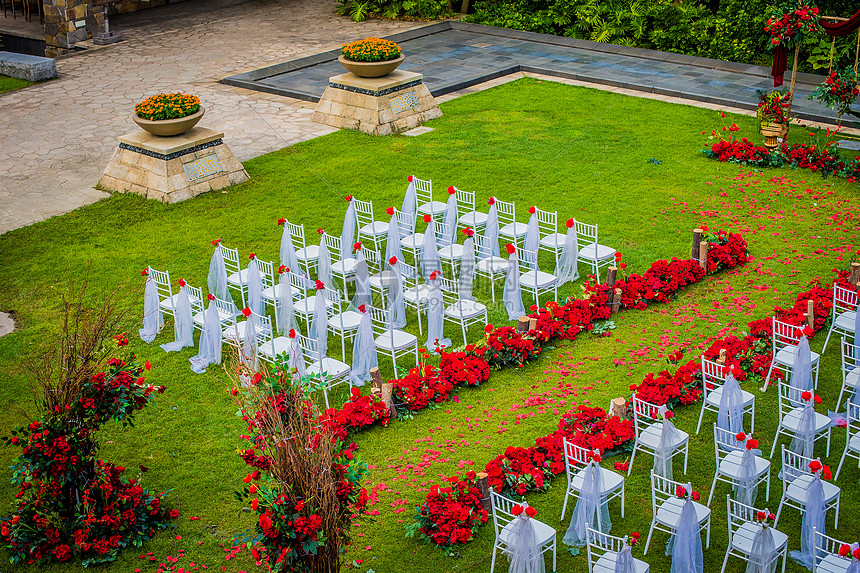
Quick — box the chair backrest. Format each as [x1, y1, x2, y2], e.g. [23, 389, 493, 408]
[323, 234, 343, 263]
[519, 247, 540, 272]
[298, 332, 320, 361]
[562, 438, 598, 480]
[813, 528, 851, 571]
[777, 380, 807, 412]
[438, 275, 461, 304]
[256, 258, 275, 291]
[631, 395, 661, 437]
[213, 295, 235, 318]
[701, 357, 726, 399]
[367, 304, 394, 335]
[650, 470, 688, 510]
[186, 284, 204, 314]
[285, 220, 306, 252]
[250, 310, 273, 341]
[454, 186, 475, 217]
[489, 487, 522, 540]
[495, 197, 515, 226]
[363, 248, 382, 275]
[414, 177, 432, 208]
[781, 445, 814, 484]
[353, 198, 375, 228]
[472, 233, 495, 263]
[220, 244, 241, 276]
[841, 337, 860, 381]
[726, 495, 763, 541]
[395, 208, 416, 236]
[714, 424, 744, 458]
[772, 317, 802, 354]
[586, 525, 625, 572]
[535, 207, 557, 238]
[575, 220, 598, 244]
[148, 267, 173, 302]
[434, 219, 456, 247]
[847, 402, 860, 438]
[833, 283, 858, 315]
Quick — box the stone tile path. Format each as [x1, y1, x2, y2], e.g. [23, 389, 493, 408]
[0, 0, 418, 234]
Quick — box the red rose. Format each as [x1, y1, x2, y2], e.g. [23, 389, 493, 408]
[511, 504, 524, 516]
[289, 328, 296, 338]
[315, 280, 325, 290]
[430, 270, 440, 280]
[407, 175, 414, 182]
[691, 491, 701, 501]
[249, 253, 256, 259]
[614, 252, 623, 261]
[506, 243, 516, 254]
[525, 506, 537, 518]
[447, 186, 456, 195]
[664, 410, 674, 419]
[358, 304, 366, 313]
[278, 265, 288, 274]
[207, 293, 216, 300]
[746, 439, 759, 450]
[318, 228, 324, 235]
[424, 214, 432, 223]
[566, 218, 574, 228]
[353, 242, 362, 251]
[386, 207, 395, 216]
[839, 544, 851, 557]
[345, 195, 353, 202]
[212, 238, 222, 245]
[802, 325, 813, 336]
[528, 206, 536, 214]
[141, 268, 149, 276]
[178, 279, 187, 287]
[735, 432, 746, 441]
[389, 256, 398, 265]
[814, 395, 822, 404]
[809, 460, 822, 472]
[488, 197, 495, 206]
[242, 307, 252, 317]
[463, 227, 474, 237]
[277, 218, 286, 226]
[676, 485, 686, 497]
[251, 498, 259, 511]
[801, 391, 812, 401]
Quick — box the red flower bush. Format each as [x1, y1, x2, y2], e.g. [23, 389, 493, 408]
[320, 388, 391, 442]
[405, 472, 488, 553]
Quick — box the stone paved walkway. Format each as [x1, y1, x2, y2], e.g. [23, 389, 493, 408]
[0, 0, 418, 234]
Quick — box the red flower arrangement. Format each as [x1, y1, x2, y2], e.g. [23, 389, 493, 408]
[447, 186, 456, 195]
[423, 214, 432, 223]
[405, 472, 488, 554]
[488, 197, 495, 206]
[277, 218, 286, 226]
[506, 243, 516, 254]
[320, 388, 391, 442]
[178, 278, 187, 287]
[386, 206, 395, 216]
[764, 1, 820, 48]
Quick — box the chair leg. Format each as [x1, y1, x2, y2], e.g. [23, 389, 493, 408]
[769, 428, 780, 458]
[765, 470, 770, 501]
[707, 472, 718, 507]
[826, 427, 831, 457]
[821, 326, 834, 355]
[621, 483, 625, 518]
[696, 402, 707, 435]
[706, 520, 711, 549]
[643, 520, 656, 555]
[761, 362, 775, 392]
[490, 544, 497, 573]
[835, 447, 848, 481]
[627, 447, 637, 476]
[683, 444, 689, 474]
[560, 487, 570, 521]
[750, 401, 755, 434]
[720, 546, 731, 573]
[834, 495, 840, 529]
[774, 495, 785, 527]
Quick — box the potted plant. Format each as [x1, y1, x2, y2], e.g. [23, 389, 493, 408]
[757, 89, 790, 147]
[338, 37, 404, 78]
[133, 92, 204, 137]
[810, 66, 860, 118]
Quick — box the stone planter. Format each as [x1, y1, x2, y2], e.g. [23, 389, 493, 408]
[338, 54, 404, 78]
[132, 108, 205, 137]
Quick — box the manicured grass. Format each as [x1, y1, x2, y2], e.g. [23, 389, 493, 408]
[0, 77, 858, 572]
[0, 74, 33, 94]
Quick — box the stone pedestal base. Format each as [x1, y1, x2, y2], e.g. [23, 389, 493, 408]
[99, 127, 249, 202]
[312, 70, 442, 136]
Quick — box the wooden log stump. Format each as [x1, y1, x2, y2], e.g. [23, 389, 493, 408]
[517, 316, 530, 333]
[806, 299, 814, 329]
[381, 382, 397, 419]
[851, 261, 860, 285]
[370, 367, 384, 394]
[691, 228, 703, 261]
[716, 348, 727, 365]
[611, 288, 622, 315]
[608, 397, 627, 418]
[699, 241, 709, 270]
[475, 472, 491, 512]
[528, 317, 537, 331]
[606, 266, 618, 307]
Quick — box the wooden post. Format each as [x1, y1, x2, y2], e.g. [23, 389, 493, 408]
[691, 228, 703, 261]
[460, 0, 471, 15]
[716, 348, 727, 365]
[785, 43, 801, 136]
[517, 316, 530, 333]
[528, 317, 537, 331]
[605, 266, 618, 307]
[850, 261, 860, 285]
[807, 299, 814, 329]
[698, 241, 709, 270]
[611, 288, 622, 315]
[608, 397, 627, 418]
[381, 382, 397, 419]
[475, 472, 491, 512]
[370, 367, 384, 393]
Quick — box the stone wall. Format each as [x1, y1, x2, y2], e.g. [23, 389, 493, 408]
[42, 0, 188, 57]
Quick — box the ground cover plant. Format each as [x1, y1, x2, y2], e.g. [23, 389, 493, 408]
[0, 75, 33, 95]
[0, 77, 858, 572]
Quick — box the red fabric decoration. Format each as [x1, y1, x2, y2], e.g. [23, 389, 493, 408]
[771, 45, 787, 87]
[506, 243, 516, 255]
[386, 207, 395, 216]
[242, 307, 252, 317]
[820, 9, 860, 36]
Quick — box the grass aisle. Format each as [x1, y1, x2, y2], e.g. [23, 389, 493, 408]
[0, 78, 857, 572]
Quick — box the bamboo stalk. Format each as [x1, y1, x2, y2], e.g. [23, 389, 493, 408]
[786, 43, 801, 137]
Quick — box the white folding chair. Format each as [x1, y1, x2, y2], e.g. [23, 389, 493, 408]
[414, 176, 446, 216]
[536, 207, 565, 268]
[325, 233, 358, 296]
[769, 381, 831, 459]
[586, 525, 649, 573]
[559, 440, 625, 521]
[453, 186, 487, 231]
[368, 305, 418, 372]
[436, 219, 463, 278]
[812, 528, 853, 573]
[369, 256, 415, 304]
[440, 275, 487, 346]
[721, 496, 788, 573]
[835, 402, 860, 480]
[257, 322, 292, 365]
[775, 446, 840, 528]
[489, 488, 557, 573]
[184, 284, 205, 331]
[497, 197, 527, 244]
[286, 220, 319, 277]
[822, 284, 858, 354]
[519, 246, 558, 307]
[763, 317, 821, 390]
[837, 337, 860, 410]
[148, 267, 175, 319]
[327, 288, 361, 362]
[708, 425, 771, 506]
[644, 471, 711, 554]
[473, 232, 507, 303]
[220, 244, 247, 308]
[575, 220, 616, 283]
[262, 269, 308, 334]
[353, 198, 388, 254]
[628, 395, 689, 476]
[697, 357, 756, 434]
[242, 257, 274, 314]
[222, 309, 272, 348]
[403, 268, 432, 336]
[193, 294, 237, 330]
[300, 332, 350, 409]
[397, 208, 424, 265]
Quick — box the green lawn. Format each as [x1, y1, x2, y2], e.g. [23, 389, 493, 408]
[0, 77, 857, 573]
[0, 75, 33, 94]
